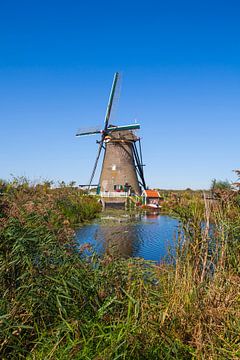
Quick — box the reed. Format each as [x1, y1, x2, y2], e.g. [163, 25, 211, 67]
[0, 182, 239, 359]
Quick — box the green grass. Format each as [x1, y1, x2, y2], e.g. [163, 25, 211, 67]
[0, 182, 239, 359]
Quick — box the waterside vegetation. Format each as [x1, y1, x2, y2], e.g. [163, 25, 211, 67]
[0, 180, 239, 359]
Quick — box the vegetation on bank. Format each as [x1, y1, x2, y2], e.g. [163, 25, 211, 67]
[0, 180, 239, 359]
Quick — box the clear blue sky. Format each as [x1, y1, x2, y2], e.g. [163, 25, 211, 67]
[0, 0, 239, 189]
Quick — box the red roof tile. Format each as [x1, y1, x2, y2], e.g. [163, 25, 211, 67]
[143, 190, 160, 198]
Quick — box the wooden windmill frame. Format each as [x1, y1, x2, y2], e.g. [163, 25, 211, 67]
[76, 72, 146, 195]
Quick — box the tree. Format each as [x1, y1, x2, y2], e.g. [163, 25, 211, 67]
[210, 179, 232, 191]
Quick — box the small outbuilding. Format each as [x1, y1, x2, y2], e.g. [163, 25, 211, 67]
[142, 189, 161, 208]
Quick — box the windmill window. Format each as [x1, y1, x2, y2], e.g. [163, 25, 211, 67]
[114, 184, 123, 191]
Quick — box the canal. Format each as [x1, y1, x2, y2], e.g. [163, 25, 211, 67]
[76, 212, 179, 262]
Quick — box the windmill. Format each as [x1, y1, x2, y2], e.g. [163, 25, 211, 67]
[76, 72, 146, 196]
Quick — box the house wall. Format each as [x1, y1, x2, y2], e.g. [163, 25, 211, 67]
[147, 197, 159, 205]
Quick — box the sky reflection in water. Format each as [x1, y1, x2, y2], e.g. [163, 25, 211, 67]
[76, 214, 179, 262]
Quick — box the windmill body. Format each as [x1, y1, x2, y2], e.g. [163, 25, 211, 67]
[99, 130, 141, 195]
[76, 72, 146, 197]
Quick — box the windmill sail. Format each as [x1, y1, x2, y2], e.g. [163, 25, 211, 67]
[108, 124, 140, 132]
[76, 126, 102, 137]
[104, 72, 120, 131]
[76, 72, 147, 194]
[86, 73, 120, 189]
[88, 140, 104, 191]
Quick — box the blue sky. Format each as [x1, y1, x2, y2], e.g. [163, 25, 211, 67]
[0, 0, 239, 189]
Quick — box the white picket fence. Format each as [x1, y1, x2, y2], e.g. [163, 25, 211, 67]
[100, 191, 129, 198]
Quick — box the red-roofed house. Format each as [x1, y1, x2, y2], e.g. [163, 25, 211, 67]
[142, 189, 161, 208]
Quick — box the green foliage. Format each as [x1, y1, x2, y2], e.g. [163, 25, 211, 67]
[0, 215, 96, 358]
[211, 178, 232, 191]
[0, 181, 239, 359]
[57, 195, 101, 225]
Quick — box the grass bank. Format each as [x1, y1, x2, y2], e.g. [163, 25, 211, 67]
[0, 182, 239, 359]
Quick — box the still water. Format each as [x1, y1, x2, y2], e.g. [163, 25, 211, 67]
[76, 213, 179, 262]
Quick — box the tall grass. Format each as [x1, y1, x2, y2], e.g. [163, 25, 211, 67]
[0, 183, 239, 359]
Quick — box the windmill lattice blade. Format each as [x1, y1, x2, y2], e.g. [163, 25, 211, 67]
[76, 126, 102, 137]
[107, 72, 122, 125]
[104, 72, 120, 131]
[108, 123, 140, 132]
[88, 141, 104, 190]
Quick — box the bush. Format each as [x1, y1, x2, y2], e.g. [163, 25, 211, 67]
[0, 181, 239, 359]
